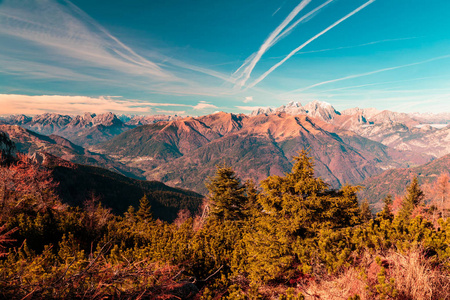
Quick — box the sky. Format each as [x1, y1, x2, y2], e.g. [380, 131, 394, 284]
[0, 0, 450, 116]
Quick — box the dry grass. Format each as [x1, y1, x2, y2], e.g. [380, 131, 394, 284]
[302, 247, 450, 300]
[304, 267, 369, 300]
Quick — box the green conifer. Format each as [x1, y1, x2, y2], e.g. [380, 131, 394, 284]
[360, 199, 373, 222]
[398, 177, 424, 220]
[205, 165, 248, 221]
[137, 195, 152, 221]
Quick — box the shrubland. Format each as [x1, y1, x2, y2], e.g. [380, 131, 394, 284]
[1, 151, 450, 299]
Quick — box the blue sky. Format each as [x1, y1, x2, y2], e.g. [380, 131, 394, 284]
[0, 0, 449, 115]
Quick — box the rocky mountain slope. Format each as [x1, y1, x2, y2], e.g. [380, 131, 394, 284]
[2, 112, 132, 147]
[94, 111, 430, 194]
[251, 101, 450, 158]
[0, 125, 144, 179]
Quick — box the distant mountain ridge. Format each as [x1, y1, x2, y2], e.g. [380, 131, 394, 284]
[94, 111, 432, 194]
[0, 112, 183, 147]
[250, 101, 450, 125]
[0, 124, 144, 179]
[250, 101, 450, 158]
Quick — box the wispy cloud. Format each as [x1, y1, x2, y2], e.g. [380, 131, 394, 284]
[270, 0, 335, 47]
[0, 0, 239, 97]
[287, 53, 450, 93]
[312, 75, 447, 94]
[0, 94, 156, 115]
[247, 0, 376, 89]
[272, 5, 283, 17]
[0, 0, 176, 80]
[232, 0, 312, 89]
[232, 0, 337, 90]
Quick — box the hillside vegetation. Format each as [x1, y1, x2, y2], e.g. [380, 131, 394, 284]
[360, 153, 450, 209]
[1, 150, 450, 299]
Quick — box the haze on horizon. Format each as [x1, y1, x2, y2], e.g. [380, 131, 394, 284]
[0, 0, 449, 116]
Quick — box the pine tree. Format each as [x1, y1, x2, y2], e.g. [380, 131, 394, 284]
[245, 151, 362, 283]
[360, 199, 373, 222]
[137, 195, 152, 221]
[398, 177, 424, 220]
[205, 165, 248, 221]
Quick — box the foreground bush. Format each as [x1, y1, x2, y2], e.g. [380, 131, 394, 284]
[1, 151, 450, 299]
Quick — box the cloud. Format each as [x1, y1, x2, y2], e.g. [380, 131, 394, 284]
[232, 0, 335, 90]
[0, 0, 237, 98]
[312, 75, 445, 94]
[247, 0, 376, 89]
[243, 96, 253, 103]
[0, 0, 176, 81]
[192, 101, 218, 110]
[0, 94, 191, 115]
[270, 0, 335, 47]
[268, 37, 420, 60]
[232, 0, 312, 88]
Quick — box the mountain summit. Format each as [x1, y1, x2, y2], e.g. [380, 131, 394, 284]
[250, 100, 339, 122]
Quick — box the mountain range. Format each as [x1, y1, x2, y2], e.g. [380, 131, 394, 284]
[1, 100, 449, 201]
[93, 110, 433, 194]
[252, 101, 450, 158]
[0, 112, 182, 147]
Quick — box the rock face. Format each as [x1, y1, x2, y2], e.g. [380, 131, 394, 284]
[250, 100, 339, 122]
[250, 101, 450, 159]
[95, 111, 430, 194]
[0, 131, 16, 159]
[122, 114, 182, 126]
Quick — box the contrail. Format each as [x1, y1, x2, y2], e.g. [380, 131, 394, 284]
[269, 36, 420, 59]
[289, 53, 450, 93]
[232, 0, 312, 88]
[232, 0, 335, 88]
[247, 0, 376, 89]
[298, 75, 445, 94]
[271, 0, 335, 46]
